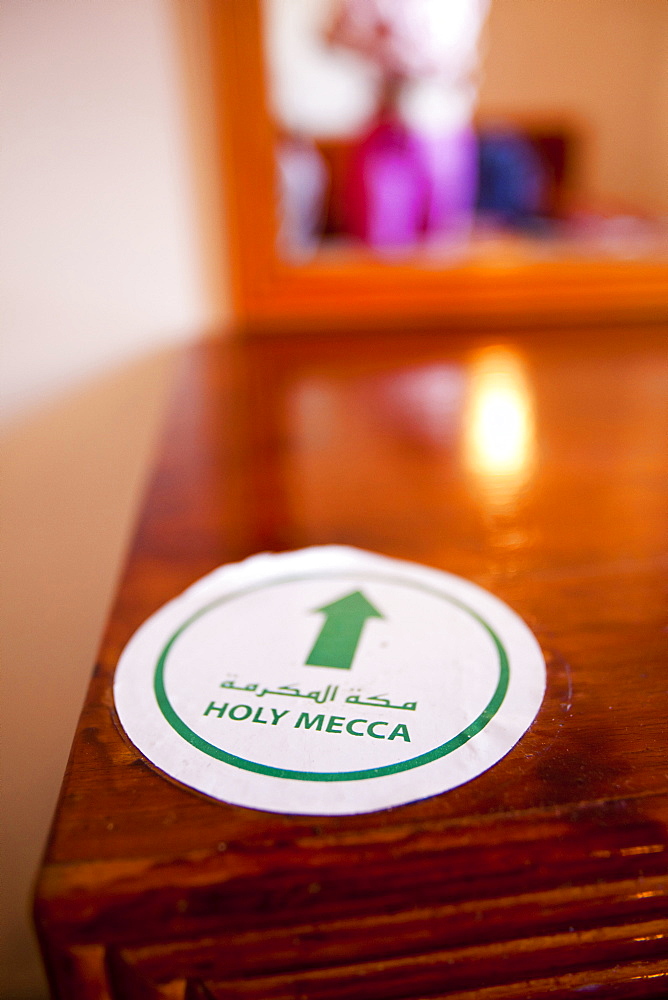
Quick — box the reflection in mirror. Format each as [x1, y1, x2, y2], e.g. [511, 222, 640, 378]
[263, 0, 668, 263]
[265, 0, 490, 257]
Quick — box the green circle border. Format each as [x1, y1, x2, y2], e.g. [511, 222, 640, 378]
[153, 571, 510, 783]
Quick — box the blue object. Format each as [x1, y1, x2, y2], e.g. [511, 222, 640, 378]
[477, 130, 547, 228]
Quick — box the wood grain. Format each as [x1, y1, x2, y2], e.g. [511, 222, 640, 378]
[35, 323, 668, 998]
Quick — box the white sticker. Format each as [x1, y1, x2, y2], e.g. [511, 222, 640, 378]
[113, 547, 545, 815]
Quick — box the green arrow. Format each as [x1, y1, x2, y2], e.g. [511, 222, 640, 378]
[305, 590, 384, 670]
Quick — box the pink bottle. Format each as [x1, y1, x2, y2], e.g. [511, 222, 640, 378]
[344, 112, 477, 250]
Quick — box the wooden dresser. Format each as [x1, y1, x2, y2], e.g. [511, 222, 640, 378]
[34, 321, 668, 999]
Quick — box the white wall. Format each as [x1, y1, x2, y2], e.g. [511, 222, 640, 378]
[0, 2, 227, 997]
[0, 0, 221, 424]
[0, 352, 178, 1000]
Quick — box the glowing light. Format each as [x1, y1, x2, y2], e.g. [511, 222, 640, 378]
[464, 348, 535, 504]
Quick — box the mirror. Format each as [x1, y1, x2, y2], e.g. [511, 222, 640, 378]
[263, 0, 666, 259]
[209, 0, 668, 327]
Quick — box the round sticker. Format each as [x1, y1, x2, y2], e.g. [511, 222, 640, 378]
[113, 547, 546, 815]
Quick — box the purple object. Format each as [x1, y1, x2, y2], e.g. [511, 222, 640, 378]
[344, 115, 478, 249]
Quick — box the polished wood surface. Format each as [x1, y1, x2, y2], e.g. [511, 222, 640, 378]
[35, 322, 668, 998]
